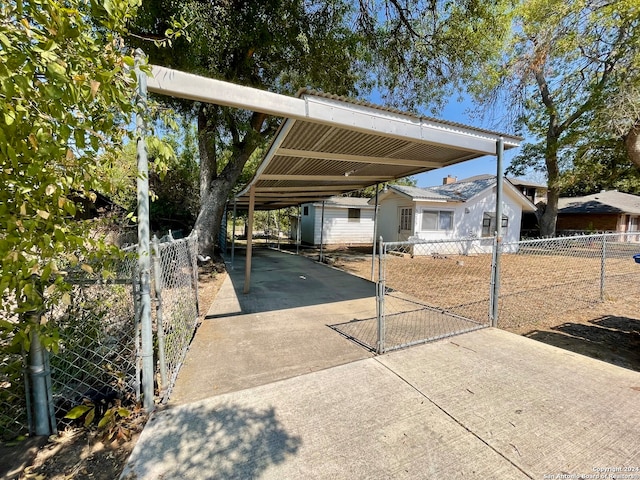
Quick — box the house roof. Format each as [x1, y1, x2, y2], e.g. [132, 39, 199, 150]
[381, 175, 537, 211]
[507, 177, 547, 190]
[558, 191, 640, 215]
[148, 65, 521, 210]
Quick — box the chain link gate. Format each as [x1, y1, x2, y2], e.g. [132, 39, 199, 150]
[375, 237, 495, 353]
[330, 237, 495, 353]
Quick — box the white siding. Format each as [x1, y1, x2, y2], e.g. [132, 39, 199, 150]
[300, 202, 375, 245]
[377, 195, 414, 242]
[380, 186, 527, 255]
[300, 203, 316, 244]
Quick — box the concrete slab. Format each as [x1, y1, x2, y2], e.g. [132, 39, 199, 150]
[121, 358, 529, 480]
[170, 248, 375, 404]
[378, 328, 640, 478]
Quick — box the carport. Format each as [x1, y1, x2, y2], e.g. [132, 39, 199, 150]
[134, 62, 520, 409]
[146, 65, 521, 294]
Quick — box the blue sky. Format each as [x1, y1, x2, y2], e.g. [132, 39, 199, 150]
[411, 97, 522, 188]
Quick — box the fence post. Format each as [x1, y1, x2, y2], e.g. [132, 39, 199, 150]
[191, 232, 200, 316]
[600, 234, 607, 301]
[27, 308, 55, 435]
[376, 236, 385, 354]
[134, 49, 155, 412]
[152, 236, 168, 394]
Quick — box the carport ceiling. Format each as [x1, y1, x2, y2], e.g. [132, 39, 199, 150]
[235, 91, 521, 209]
[147, 66, 521, 210]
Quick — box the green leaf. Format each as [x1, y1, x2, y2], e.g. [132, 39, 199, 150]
[97, 409, 114, 428]
[46, 61, 67, 80]
[65, 405, 92, 419]
[84, 407, 96, 426]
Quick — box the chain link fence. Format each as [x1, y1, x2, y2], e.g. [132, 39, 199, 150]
[332, 232, 640, 355]
[497, 233, 640, 329]
[152, 233, 200, 403]
[0, 233, 200, 440]
[331, 237, 495, 353]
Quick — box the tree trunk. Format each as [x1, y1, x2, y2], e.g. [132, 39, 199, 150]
[540, 127, 561, 238]
[626, 121, 640, 169]
[193, 109, 268, 256]
[192, 180, 234, 256]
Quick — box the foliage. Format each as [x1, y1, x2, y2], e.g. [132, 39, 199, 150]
[0, 0, 187, 358]
[99, 124, 200, 233]
[473, 0, 640, 234]
[0, 0, 143, 352]
[65, 398, 142, 442]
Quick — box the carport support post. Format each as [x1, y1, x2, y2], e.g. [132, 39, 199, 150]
[371, 183, 379, 281]
[231, 199, 236, 270]
[319, 200, 325, 263]
[297, 205, 301, 255]
[490, 137, 505, 328]
[376, 236, 385, 354]
[244, 184, 256, 294]
[135, 50, 155, 411]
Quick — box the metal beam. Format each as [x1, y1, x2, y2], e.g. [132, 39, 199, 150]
[259, 175, 394, 182]
[276, 148, 442, 168]
[255, 185, 365, 193]
[148, 66, 521, 156]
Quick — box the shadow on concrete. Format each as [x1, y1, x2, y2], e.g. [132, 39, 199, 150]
[208, 247, 376, 317]
[122, 402, 301, 479]
[524, 315, 640, 372]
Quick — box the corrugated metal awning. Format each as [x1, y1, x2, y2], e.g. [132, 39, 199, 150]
[147, 66, 520, 211]
[234, 90, 520, 209]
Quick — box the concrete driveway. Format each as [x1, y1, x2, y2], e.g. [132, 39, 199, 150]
[122, 248, 640, 479]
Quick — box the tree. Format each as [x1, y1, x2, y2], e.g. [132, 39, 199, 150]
[130, 0, 515, 255]
[0, 0, 149, 351]
[475, 0, 640, 236]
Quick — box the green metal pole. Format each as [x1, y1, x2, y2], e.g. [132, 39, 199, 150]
[135, 49, 154, 412]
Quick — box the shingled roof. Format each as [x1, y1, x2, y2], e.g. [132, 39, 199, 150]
[389, 175, 497, 202]
[558, 191, 640, 215]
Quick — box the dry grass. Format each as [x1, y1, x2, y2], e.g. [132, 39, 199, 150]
[329, 245, 640, 371]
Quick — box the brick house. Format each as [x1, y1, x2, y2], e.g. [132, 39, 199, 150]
[557, 190, 640, 234]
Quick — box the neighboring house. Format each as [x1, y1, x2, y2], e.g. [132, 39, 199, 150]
[507, 177, 547, 205]
[374, 175, 537, 253]
[557, 190, 640, 235]
[300, 196, 375, 246]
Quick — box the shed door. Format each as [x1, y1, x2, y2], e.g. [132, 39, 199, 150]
[398, 207, 413, 241]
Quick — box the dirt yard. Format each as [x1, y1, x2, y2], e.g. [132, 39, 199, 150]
[325, 244, 640, 372]
[1, 264, 228, 480]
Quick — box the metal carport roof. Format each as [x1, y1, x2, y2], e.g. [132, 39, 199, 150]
[147, 66, 521, 210]
[234, 90, 521, 209]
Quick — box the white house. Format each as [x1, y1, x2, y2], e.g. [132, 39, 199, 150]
[374, 175, 537, 254]
[300, 197, 375, 246]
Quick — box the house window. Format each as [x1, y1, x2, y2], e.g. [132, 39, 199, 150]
[482, 212, 508, 237]
[421, 210, 453, 231]
[348, 208, 361, 222]
[303, 206, 309, 216]
[400, 208, 413, 231]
